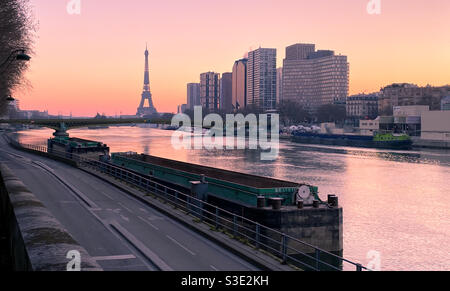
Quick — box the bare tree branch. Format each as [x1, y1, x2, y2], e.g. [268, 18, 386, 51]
[0, 0, 36, 116]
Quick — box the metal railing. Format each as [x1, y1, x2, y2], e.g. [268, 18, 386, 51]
[4, 135, 370, 271]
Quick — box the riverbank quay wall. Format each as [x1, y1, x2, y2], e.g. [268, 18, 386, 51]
[0, 164, 102, 271]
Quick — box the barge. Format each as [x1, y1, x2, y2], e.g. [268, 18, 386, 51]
[111, 152, 319, 207]
[292, 131, 413, 150]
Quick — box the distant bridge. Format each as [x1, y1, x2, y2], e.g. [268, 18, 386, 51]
[0, 118, 171, 136]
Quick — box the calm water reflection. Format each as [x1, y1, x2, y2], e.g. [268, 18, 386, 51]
[15, 127, 450, 270]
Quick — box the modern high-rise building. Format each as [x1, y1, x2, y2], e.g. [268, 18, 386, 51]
[220, 72, 233, 113]
[200, 72, 220, 111]
[276, 67, 283, 104]
[177, 104, 187, 114]
[187, 83, 200, 110]
[282, 43, 349, 112]
[232, 58, 248, 111]
[247, 48, 277, 111]
[285, 43, 315, 60]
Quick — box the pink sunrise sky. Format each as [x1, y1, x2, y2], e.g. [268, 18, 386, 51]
[16, 0, 450, 116]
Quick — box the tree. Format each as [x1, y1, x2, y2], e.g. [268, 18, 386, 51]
[316, 104, 346, 123]
[0, 0, 36, 116]
[277, 100, 311, 126]
[236, 104, 264, 116]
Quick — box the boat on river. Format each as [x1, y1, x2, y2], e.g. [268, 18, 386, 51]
[291, 131, 413, 150]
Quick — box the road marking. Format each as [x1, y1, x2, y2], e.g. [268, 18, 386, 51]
[92, 254, 136, 261]
[138, 216, 159, 230]
[110, 221, 173, 271]
[31, 160, 100, 209]
[118, 202, 133, 213]
[120, 214, 130, 222]
[166, 235, 196, 256]
[139, 208, 148, 213]
[147, 215, 164, 221]
[210, 265, 219, 271]
[101, 191, 114, 200]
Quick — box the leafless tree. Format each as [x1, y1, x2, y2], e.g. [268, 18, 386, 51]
[0, 0, 36, 116]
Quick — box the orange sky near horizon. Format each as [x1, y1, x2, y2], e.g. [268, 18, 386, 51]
[15, 0, 450, 116]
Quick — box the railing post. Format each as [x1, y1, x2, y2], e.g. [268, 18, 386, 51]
[281, 235, 287, 264]
[186, 194, 190, 214]
[356, 264, 363, 271]
[255, 224, 260, 249]
[315, 249, 320, 271]
[233, 215, 237, 237]
[215, 207, 219, 229]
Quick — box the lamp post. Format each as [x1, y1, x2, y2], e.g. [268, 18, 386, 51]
[0, 49, 31, 75]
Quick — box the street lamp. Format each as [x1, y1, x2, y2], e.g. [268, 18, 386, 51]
[0, 49, 31, 74]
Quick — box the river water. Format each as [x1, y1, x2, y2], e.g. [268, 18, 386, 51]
[14, 126, 450, 271]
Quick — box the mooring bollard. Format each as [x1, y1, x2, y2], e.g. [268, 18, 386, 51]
[257, 196, 266, 208]
[313, 199, 319, 208]
[270, 198, 283, 210]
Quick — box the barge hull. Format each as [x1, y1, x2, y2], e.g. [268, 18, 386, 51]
[292, 134, 413, 150]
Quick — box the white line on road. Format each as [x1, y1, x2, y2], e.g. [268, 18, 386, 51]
[110, 221, 173, 271]
[101, 191, 114, 200]
[118, 202, 134, 213]
[138, 216, 159, 230]
[166, 235, 196, 256]
[92, 254, 136, 261]
[139, 208, 148, 213]
[210, 265, 219, 271]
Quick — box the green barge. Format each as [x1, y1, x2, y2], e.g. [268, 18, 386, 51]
[111, 152, 319, 207]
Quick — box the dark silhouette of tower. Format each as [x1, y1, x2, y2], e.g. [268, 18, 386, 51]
[137, 45, 157, 116]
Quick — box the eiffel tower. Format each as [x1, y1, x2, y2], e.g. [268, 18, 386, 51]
[137, 45, 157, 116]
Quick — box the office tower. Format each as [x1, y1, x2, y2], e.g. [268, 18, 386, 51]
[282, 43, 349, 112]
[232, 58, 248, 110]
[187, 83, 200, 110]
[285, 43, 315, 60]
[200, 72, 220, 111]
[219, 72, 233, 113]
[177, 104, 187, 114]
[276, 67, 283, 103]
[137, 45, 158, 116]
[247, 48, 277, 111]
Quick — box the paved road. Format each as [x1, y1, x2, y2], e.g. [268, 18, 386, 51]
[0, 135, 259, 271]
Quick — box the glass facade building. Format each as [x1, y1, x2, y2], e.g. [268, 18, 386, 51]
[247, 48, 277, 111]
[200, 72, 220, 111]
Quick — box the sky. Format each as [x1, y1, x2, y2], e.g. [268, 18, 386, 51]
[15, 0, 450, 116]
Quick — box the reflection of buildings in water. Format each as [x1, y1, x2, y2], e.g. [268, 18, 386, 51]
[283, 144, 347, 173]
[142, 144, 150, 155]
